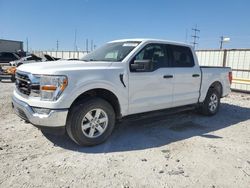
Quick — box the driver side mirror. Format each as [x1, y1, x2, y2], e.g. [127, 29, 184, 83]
[130, 59, 153, 72]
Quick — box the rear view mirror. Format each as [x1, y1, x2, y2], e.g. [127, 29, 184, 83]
[130, 59, 153, 72]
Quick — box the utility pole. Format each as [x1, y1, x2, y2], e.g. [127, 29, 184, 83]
[220, 36, 230, 49]
[91, 40, 93, 51]
[220, 36, 223, 49]
[26, 38, 29, 52]
[191, 25, 200, 49]
[86, 39, 89, 52]
[185, 29, 188, 43]
[56, 40, 59, 51]
[74, 29, 77, 51]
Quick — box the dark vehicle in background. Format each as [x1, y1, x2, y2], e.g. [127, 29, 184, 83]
[9, 54, 42, 67]
[0, 53, 59, 82]
[68, 58, 79, 60]
[44, 54, 60, 61]
[0, 52, 20, 65]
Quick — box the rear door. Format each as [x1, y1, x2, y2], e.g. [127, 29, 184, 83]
[167, 45, 201, 107]
[128, 43, 174, 114]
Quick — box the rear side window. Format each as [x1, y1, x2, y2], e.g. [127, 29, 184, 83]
[168, 45, 194, 67]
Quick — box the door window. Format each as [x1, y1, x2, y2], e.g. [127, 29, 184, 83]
[168, 45, 194, 67]
[132, 44, 168, 71]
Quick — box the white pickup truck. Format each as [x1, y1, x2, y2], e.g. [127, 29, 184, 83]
[12, 39, 232, 146]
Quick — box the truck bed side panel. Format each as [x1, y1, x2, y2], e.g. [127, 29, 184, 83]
[199, 67, 231, 102]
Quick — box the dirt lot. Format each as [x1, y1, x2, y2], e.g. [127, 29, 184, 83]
[0, 81, 250, 188]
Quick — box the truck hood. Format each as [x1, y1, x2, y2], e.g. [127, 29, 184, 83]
[17, 60, 113, 75]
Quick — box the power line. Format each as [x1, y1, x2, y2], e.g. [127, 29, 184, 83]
[191, 24, 200, 49]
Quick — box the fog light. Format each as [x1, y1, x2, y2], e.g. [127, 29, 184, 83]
[32, 107, 51, 114]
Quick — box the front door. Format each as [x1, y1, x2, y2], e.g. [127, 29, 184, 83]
[128, 43, 174, 114]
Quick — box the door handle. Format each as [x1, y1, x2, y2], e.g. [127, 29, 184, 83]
[163, 75, 173, 79]
[192, 74, 200, 77]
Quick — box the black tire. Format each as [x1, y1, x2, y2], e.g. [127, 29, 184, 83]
[66, 97, 116, 146]
[199, 88, 220, 116]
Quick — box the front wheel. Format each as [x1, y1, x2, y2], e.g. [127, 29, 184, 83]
[199, 88, 220, 116]
[66, 98, 116, 146]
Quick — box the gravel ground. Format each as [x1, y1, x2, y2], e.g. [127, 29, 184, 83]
[0, 81, 250, 188]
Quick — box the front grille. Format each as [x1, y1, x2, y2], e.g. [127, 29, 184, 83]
[16, 72, 31, 95]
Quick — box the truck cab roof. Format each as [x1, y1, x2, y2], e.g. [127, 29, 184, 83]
[109, 38, 193, 48]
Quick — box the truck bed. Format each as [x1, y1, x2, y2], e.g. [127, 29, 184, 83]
[199, 66, 231, 102]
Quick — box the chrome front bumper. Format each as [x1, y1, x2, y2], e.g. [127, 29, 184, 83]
[12, 96, 68, 127]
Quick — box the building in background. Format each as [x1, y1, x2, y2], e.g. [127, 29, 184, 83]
[0, 39, 23, 52]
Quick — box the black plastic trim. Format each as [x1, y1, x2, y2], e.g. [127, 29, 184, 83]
[119, 74, 126, 88]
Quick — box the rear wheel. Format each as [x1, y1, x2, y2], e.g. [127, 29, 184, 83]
[66, 98, 116, 146]
[199, 88, 220, 116]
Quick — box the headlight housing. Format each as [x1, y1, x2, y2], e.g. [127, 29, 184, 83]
[39, 75, 68, 101]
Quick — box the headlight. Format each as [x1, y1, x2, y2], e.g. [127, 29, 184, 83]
[40, 75, 68, 101]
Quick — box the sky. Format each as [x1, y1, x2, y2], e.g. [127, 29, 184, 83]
[0, 0, 250, 51]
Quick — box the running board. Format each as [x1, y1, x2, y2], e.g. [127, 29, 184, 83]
[123, 104, 196, 122]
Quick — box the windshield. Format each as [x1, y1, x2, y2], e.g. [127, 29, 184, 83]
[81, 41, 140, 62]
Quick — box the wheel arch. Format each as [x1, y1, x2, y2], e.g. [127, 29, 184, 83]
[208, 81, 223, 97]
[199, 80, 223, 103]
[69, 88, 122, 119]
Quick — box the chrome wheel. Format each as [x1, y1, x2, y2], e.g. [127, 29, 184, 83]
[208, 93, 218, 112]
[81, 108, 108, 138]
